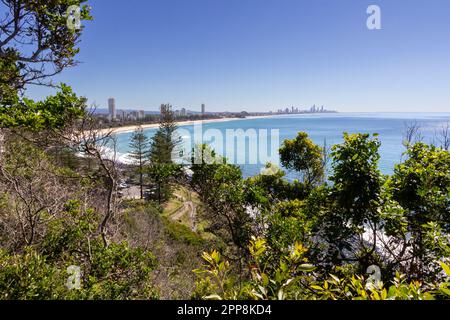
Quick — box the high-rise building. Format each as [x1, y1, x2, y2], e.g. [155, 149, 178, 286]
[108, 98, 116, 121]
[138, 110, 145, 119]
[201, 104, 206, 114]
[181, 108, 187, 116]
[119, 110, 126, 121]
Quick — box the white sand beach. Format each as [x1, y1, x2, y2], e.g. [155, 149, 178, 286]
[99, 115, 277, 135]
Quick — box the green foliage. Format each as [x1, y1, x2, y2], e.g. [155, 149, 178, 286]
[438, 262, 450, 298]
[279, 132, 324, 186]
[265, 200, 313, 262]
[245, 163, 309, 203]
[390, 143, 450, 228]
[193, 250, 237, 300]
[385, 143, 450, 279]
[193, 238, 314, 300]
[162, 216, 205, 246]
[0, 84, 86, 131]
[1, 0, 91, 130]
[82, 242, 158, 300]
[0, 200, 158, 300]
[310, 272, 434, 300]
[285, 133, 385, 269]
[0, 1, 162, 301]
[0, 49, 21, 101]
[193, 131, 450, 300]
[330, 133, 382, 226]
[150, 105, 178, 164]
[244, 239, 315, 300]
[0, 248, 64, 299]
[194, 239, 450, 300]
[129, 126, 151, 199]
[0, 138, 80, 246]
[147, 105, 181, 204]
[129, 126, 151, 163]
[190, 145, 252, 255]
[0, 0, 92, 91]
[148, 163, 182, 204]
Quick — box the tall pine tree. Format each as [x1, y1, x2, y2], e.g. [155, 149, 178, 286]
[149, 104, 178, 164]
[148, 104, 181, 204]
[129, 126, 150, 199]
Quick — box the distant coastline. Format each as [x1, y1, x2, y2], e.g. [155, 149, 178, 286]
[99, 114, 278, 135]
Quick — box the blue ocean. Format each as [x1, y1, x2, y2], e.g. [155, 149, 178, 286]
[114, 113, 450, 179]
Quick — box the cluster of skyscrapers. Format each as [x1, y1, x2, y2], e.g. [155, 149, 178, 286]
[108, 98, 145, 122]
[276, 105, 332, 114]
[107, 99, 208, 122]
[166, 103, 207, 118]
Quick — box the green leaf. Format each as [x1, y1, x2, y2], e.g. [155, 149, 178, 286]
[439, 287, 450, 297]
[329, 274, 341, 283]
[204, 294, 223, 300]
[440, 262, 450, 277]
[261, 273, 269, 287]
[298, 264, 315, 272]
[311, 285, 324, 291]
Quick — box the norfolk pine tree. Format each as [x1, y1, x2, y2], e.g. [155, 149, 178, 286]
[129, 126, 150, 199]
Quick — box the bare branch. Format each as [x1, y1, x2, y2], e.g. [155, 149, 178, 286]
[436, 122, 450, 151]
[403, 120, 423, 147]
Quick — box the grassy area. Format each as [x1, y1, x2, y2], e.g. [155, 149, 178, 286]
[121, 199, 206, 299]
[162, 216, 205, 246]
[101, 187, 221, 298]
[165, 185, 217, 240]
[163, 198, 183, 216]
[124, 185, 218, 247]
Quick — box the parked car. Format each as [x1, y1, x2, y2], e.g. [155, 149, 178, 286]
[119, 183, 128, 189]
[118, 182, 128, 189]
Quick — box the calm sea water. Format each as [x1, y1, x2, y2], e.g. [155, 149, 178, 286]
[114, 113, 450, 179]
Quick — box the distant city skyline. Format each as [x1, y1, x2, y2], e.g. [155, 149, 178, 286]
[25, 0, 450, 112]
[99, 98, 335, 115]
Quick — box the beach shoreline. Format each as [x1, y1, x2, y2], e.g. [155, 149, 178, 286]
[99, 114, 278, 135]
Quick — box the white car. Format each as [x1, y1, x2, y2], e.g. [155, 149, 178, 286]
[118, 182, 128, 189]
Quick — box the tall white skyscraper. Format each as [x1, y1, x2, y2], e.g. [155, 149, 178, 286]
[108, 98, 116, 121]
[201, 104, 206, 114]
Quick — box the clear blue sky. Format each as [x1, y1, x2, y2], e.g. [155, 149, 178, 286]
[27, 0, 450, 112]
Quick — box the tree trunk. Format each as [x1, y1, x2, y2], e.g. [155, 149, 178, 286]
[100, 176, 115, 247]
[0, 129, 4, 162]
[139, 162, 144, 199]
